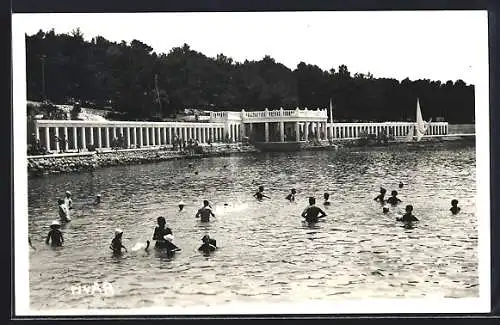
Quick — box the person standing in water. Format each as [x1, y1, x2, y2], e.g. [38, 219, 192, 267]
[285, 189, 296, 202]
[323, 193, 331, 206]
[198, 235, 217, 253]
[110, 229, 128, 255]
[58, 198, 71, 222]
[374, 187, 387, 203]
[153, 216, 173, 249]
[253, 185, 270, 200]
[46, 220, 64, 246]
[196, 200, 216, 222]
[396, 205, 419, 228]
[386, 190, 402, 206]
[301, 197, 327, 223]
[450, 199, 461, 214]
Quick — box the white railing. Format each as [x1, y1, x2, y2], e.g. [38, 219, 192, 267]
[243, 108, 328, 120]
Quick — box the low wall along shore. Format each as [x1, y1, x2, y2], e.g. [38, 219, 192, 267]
[27, 144, 258, 176]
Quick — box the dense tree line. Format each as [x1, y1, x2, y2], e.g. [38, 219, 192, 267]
[26, 29, 475, 123]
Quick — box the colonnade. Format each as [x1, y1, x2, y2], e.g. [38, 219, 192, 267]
[34, 122, 232, 153]
[33, 119, 449, 153]
[327, 122, 448, 139]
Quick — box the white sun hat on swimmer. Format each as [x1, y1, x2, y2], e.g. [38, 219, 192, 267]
[164, 234, 174, 242]
[115, 228, 123, 236]
[51, 220, 60, 227]
[178, 200, 185, 206]
[65, 191, 72, 196]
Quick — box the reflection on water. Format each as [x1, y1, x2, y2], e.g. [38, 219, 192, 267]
[28, 144, 478, 309]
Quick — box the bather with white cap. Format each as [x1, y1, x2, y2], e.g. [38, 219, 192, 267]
[110, 228, 127, 254]
[178, 200, 185, 212]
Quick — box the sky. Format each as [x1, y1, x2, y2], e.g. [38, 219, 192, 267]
[16, 11, 487, 85]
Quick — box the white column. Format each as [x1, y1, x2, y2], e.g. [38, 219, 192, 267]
[168, 127, 172, 144]
[45, 127, 51, 151]
[265, 122, 269, 142]
[183, 127, 188, 142]
[81, 127, 87, 149]
[139, 127, 143, 147]
[72, 127, 77, 149]
[89, 127, 94, 146]
[105, 127, 110, 148]
[112, 127, 117, 141]
[54, 127, 60, 152]
[146, 127, 151, 146]
[295, 122, 300, 141]
[162, 127, 166, 144]
[151, 127, 156, 146]
[304, 122, 309, 141]
[97, 127, 102, 148]
[35, 126, 40, 141]
[63, 127, 69, 151]
[131, 127, 136, 146]
[279, 121, 285, 142]
[126, 128, 131, 148]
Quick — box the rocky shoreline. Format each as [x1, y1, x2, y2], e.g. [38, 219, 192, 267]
[27, 144, 258, 177]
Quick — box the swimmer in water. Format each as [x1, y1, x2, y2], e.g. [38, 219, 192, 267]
[396, 205, 419, 223]
[110, 228, 127, 255]
[94, 194, 101, 204]
[285, 189, 296, 202]
[196, 200, 216, 222]
[450, 199, 461, 215]
[198, 235, 217, 253]
[195, 171, 199, 175]
[253, 185, 270, 200]
[58, 198, 71, 222]
[323, 193, 331, 206]
[374, 187, 387, 203]
[386, 190, 402, 206]
[46, 220, 64, 247]
[153, 216, 173, 249]
[301, 197, 327, 223]
[178, 200, 185, 212]
[383, 207, 390, 214]
[399, 182, 404, 188]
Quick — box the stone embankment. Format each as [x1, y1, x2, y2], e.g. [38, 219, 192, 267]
[27, 144, 258, 176]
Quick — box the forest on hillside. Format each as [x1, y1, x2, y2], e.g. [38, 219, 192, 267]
[25, 28, 475, 123]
